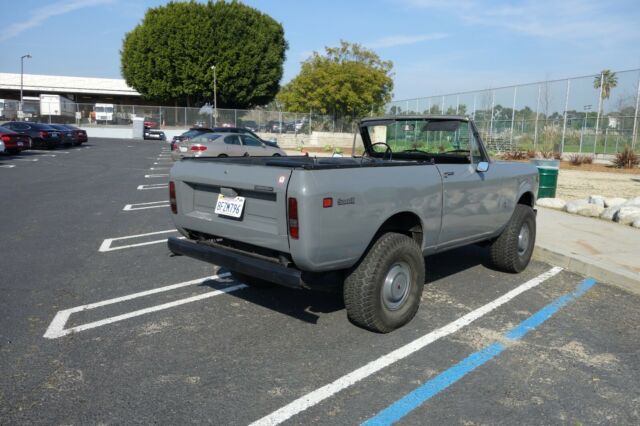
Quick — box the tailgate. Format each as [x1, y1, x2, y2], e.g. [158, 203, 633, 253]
[170, 160, 292, 253]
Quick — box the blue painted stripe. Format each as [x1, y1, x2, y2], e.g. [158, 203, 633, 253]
[505, 277, 596, 341]
[361, 342, 506, 426]
[361, 278, 596, 426]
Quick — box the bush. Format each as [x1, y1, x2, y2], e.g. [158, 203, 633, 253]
[526, 150, 537, 159]
[553, 152, 562, 160]
[614, 145, 640, 169]
[501, 151, 527, 160]
[334, 147, 343, 154]
[582, 155, 593, 164]
[540, 151, 555, 159]
[323, 144, 334, 152]
[568, 154, 594, 166]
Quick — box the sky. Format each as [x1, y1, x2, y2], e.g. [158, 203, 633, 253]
[1, 0, 639, 101]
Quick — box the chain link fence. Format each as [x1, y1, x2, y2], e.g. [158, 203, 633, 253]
[0, 100, 360, 136]
[386, 69, 640, 154]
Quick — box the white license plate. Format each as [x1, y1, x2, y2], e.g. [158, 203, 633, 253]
[214, 194, 245, 218]
[17, 142, 23, 147]
[179, 146, 187, 152]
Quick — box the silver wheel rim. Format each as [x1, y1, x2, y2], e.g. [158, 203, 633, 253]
[518, 223, 530, 256]
[382, 262, 412, 311]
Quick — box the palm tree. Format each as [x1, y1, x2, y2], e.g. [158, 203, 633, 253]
[593, 69, 618, 100]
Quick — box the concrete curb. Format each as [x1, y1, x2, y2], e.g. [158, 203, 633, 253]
[533, 245, 640, 296]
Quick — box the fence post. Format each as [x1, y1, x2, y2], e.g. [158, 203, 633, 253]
[184, 107, 187, 127]
[456, 95, 459, 115]
[489, 91, 495, 144]
[594, 71, 604, 154]
[441, 96, 445, 114]
[509, 86, 517, 148]
[309, 109, 312, 135]
[472, 94, 476, 120]
[234, 109, 237, 127]
[633, 76, 640, 149]
[561, 79, 571, 153]
[534, 85, 541, 150]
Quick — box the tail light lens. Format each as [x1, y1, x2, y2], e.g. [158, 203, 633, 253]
[288, 197, 299, 239]
[39, 131, 49, 138]
[191, 145, 207, 151]
[169, 181, 177, 214]
[1, 135, 10, 143]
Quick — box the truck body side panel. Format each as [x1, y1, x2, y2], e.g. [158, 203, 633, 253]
[287, 164, 443, 271]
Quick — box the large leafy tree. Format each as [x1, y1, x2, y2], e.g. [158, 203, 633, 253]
[121, 1, 287, 108]
[593, 69, 618, 100]
[277, 41, 393, 118]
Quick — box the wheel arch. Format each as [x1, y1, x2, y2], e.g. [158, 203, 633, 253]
[517, 191, 535, 207]
[372, 211, 424, 249]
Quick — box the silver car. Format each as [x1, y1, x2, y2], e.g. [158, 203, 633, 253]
[172, 132, 286, 160]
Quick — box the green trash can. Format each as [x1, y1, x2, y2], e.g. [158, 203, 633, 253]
[531, 159, 560, 199]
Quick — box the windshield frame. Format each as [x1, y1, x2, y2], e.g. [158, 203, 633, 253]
[357, 116, 490, 163]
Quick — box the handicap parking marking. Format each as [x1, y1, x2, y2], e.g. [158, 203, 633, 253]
[137, 183, 168, 190]
[248, 266, 563, 426]
[43, 273, 244, 339]
[123, 200, 169, 211]
[361, 276, 596, 426]
[145, 174, 169, 178]
[99, 229, 181, 252]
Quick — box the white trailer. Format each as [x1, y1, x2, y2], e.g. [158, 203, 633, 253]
[0, 99, 19, 119]
[40, 94, 75, 118]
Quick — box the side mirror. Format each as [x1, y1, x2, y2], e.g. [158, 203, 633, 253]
[476, 161, 489, 173]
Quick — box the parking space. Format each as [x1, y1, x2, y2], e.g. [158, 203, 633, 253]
[1, 138, 638, 424]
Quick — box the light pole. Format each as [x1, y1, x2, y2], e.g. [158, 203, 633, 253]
[20, 54, 32, 115]
[210, 65, 217, 126]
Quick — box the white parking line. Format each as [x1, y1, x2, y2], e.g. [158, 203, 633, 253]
[248, 266, 563, 426]
[0, 164, 16, 168]
[137, 183, 168, 190]
[13, 158, 39, 162]
[43, 273, 242, 339]
[123, 200, 169, 211]
[30, 150, 69, 154]
[149, 167, 169, 170]
[98, 229, 179, 252]
[145, 174, 169, 178]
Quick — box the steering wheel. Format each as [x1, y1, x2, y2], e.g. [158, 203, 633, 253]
[368, 142, 393, 160]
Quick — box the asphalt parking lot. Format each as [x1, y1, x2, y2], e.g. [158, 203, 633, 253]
[1, 138, 639, 425]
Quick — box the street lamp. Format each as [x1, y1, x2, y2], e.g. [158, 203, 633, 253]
[210, 65, 217, 126]
[20, 54, 32, 115]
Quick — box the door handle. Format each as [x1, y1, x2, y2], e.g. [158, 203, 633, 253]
[443, 171, 455, 177]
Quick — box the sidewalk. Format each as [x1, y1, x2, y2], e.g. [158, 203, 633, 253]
[534, 207, 640, 295]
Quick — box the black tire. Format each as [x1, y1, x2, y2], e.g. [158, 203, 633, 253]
[230, 271, 275, 288]
[489, 204, 536, 273]
[272, 153, 281, 157]
[218, 154, 228, 158]
[343, 232, 425, 333]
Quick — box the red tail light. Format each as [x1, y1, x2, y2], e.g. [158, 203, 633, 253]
[288, 197, 299, 239]
[191, 145, 207, 151]
[39, 131, 49, 138]
[169, 181, 177, 214]
[1, 135, 10, 143]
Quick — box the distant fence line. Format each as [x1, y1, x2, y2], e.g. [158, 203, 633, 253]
[0, 100, 359, 135]
[386, 68, 640, 154]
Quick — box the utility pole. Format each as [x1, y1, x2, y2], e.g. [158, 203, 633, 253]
[20, 54, 32, 116]
[211, 65, 217, 126]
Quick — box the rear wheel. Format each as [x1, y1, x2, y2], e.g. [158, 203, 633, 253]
[230, 271, 275, 288]
[218, 154, 228, 158]
[272, 153, 281, 157]
[489, 204, 536, 273]
[343, 232, 425, 333]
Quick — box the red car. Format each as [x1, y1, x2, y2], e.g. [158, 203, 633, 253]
[0, 126, 31, 154]
[144, 120, 159, 129]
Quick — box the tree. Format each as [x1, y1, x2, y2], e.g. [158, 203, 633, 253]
[121, 1, 287, 108]
[593, 69, 618, 100]
[277, 41, 393, 118]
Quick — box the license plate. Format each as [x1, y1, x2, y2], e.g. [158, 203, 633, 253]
[214, 194, 245, 218]
[51, 132, 58, 137]
[17, 142, 23, 147]
[179, 146, 187, 152]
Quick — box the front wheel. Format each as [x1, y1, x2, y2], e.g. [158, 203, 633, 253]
[489, 204, 536, 273]
[344, 232, 425, 333]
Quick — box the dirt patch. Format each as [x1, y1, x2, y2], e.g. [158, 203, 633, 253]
[556, 169, 640, 200]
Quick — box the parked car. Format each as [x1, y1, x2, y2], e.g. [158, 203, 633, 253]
[0, 126, 31, 154]
[48, 124, 75, 147]
[173, 132, 286, 160]
[0, 121, 62, 149]
[59, 124, 88, 145]
[144, 119, 159, 129]
[171, 127, 216, 151]
[144, 129, 166, 141]
[167, 115, 539, 333]
[0, 138, 4, 153]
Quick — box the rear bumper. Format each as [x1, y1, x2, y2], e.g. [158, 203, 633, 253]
[168, 236, 304, 289]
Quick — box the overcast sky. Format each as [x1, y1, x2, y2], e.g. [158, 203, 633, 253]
[1, 0, 639, 101]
